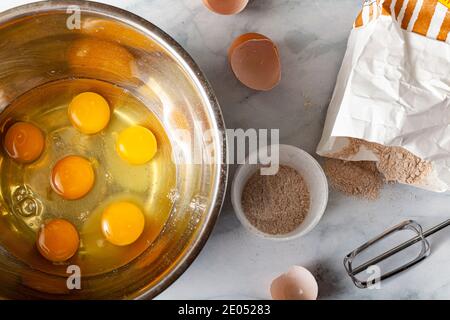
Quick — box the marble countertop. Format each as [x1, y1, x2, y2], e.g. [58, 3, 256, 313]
[2, 0, 450, 300]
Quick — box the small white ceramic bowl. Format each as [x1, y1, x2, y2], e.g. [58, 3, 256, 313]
[231, 144, 328, 240]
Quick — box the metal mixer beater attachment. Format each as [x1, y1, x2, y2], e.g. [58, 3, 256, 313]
[344, 219, 450, 288]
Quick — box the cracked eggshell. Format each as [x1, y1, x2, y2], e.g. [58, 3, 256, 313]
[203, 0, 249, 15]
[228, 33, 281, 91]
[270, 266, 318, 300]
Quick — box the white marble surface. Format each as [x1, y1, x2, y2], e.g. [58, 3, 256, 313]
[2, 0, 450, 300]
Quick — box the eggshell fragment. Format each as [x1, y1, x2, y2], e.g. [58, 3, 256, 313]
[270, 266, 318, 300]
[203, 0, 249, 15]
[228, 33, 281, 91]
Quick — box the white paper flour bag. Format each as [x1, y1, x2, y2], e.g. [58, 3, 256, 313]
[317, 0, 450, 192]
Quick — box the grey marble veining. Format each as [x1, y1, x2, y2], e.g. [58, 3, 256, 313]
[2, 0, 450, 300]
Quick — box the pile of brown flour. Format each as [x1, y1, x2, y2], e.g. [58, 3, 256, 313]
[323, 159, 382, 200]
[242, 165, 310, 235]
[377, 146, 431, 184]
[324, 138, 432, 199]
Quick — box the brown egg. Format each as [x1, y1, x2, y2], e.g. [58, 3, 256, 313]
[270, 266, 318, 300]
[228, 33, 281, 91]
[203, 0, 249, 15]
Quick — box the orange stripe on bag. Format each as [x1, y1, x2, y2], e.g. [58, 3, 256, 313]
[437, 8, 450, 40]
[355, 10, 364, 27]
[382, 0, 393, 15]
[413, 0, 439, 36]
[402, 0, 418, 29]
[395, 0, 405, 19]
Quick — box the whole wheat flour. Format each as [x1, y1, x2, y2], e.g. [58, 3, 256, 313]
[323, 159, 383, 200]
[324, 138, 432, 199]
[241, 165, 310, 235]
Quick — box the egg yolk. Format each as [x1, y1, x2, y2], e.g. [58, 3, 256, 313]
[116, 126, 157, 165]
[68, 92, 110, 134]
[101, 201, 145, 246]
[4, 122, 45, 163]
[37, 219, 79, 262]
[51, 155, 95, 200]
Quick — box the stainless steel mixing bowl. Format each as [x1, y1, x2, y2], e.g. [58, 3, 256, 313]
[0, 0, 227, 299]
